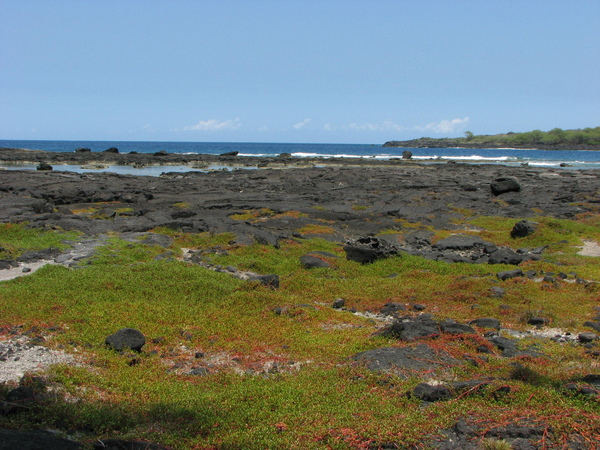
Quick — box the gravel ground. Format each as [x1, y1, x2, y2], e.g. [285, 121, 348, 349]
[0, 336, 76, 384]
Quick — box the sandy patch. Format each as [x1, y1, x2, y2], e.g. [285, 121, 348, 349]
[578, 240, 600, 257]
[0, 260, 57, 283]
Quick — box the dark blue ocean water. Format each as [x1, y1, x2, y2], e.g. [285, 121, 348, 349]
[2, 139, 600, 171]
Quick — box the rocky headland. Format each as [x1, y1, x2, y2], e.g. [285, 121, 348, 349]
[382, 126, 600, 150]
[382, 139, 600, 151]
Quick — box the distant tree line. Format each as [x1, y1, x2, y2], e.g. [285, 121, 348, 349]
[460, 127, 600, 147]
[385, 127, 600, 149]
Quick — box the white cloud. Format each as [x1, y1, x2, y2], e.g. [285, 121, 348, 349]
[347, 121, 404, 132]
[415, 117, 470, 134]
[343, 117, 470, 135]
[184, 118, 241, 131]
[323, 123, 333, 131]
[293, 119, 311, 130]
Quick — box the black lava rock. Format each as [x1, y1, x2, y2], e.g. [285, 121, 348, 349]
[511, 220, 538, 238]
[469, 318, 501, 330]
[584, 321, 600, 332]
[343, 236, 399, 264]
[412, 383, 452, 402]
[105, 328, 146, 352]
[353, 344, 462, 376]
[488, 248, 523, 265]
[299, 254, 331, 269]
[497, 269, 523, 280]
[332, 298, 346, 309]
[249, 273, 280, 289]
[0, 429, 83, 449]
[490, 176, 521, 195]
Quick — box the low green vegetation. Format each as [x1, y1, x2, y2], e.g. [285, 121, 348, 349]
[230, 209, 309, 223]
[463, 126, 600, 147]
[0, 217, 599, 448]
[0, 223, 80, 259]
[229, 208, 276, 222]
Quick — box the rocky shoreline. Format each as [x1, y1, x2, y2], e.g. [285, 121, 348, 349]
[1, 148, 599, 242]
[0, 146, 412, 170]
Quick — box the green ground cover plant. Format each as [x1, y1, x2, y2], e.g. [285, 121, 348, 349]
[229, 208, 276, 222]
[0, 216, 599, 448]
[0, 223, 81, 259]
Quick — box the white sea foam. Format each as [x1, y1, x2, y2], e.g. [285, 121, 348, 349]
[290, 152, 403, 160]
[291, 152, 373, 158]
[528, 161, 588, 167]
[412, 154, 514, 161]
[292, 152, 319, 157]
[449, 146, 542, 152]
[528, 162, 562, 167]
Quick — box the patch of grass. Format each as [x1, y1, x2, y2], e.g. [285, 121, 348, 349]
[481, 438, 513, 450]
[273, 210, 308, 219]
[69, 206, 99, 214]
[492, 198, 509, 208]
[230, 208, 275, 222]
[393, 218, 427, 229]
[91, 238, 173, 265]
[173, 202, 190, 208]
[297, 223, 336, 235]
[519, 309, 550, 325]
[375, 229, 403, 237]
[0, 223, 81, 259]
[149, 228, 236, 249]
[575, 211, 600, 227]
[458, 215, 600, 265]
[509, 363, 546, 385]
[449, 205, 475, 218]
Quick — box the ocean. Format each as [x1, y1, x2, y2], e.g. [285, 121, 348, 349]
[2, 140, 600, 175]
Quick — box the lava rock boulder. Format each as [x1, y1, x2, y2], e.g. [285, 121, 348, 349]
[105, 328, 146, 352]
[343, 236, 399, 264]
[490, 176, 521, 195]
[511, 220, 538, 238]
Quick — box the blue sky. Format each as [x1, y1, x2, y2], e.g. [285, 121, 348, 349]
[1, 1, 599, 144]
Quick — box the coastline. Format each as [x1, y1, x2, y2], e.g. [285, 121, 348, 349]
[2, 146, 600, 174]
[0, 146, 413, 170]
[1, 159, 599, 241]
[382, 140, 600, 151]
